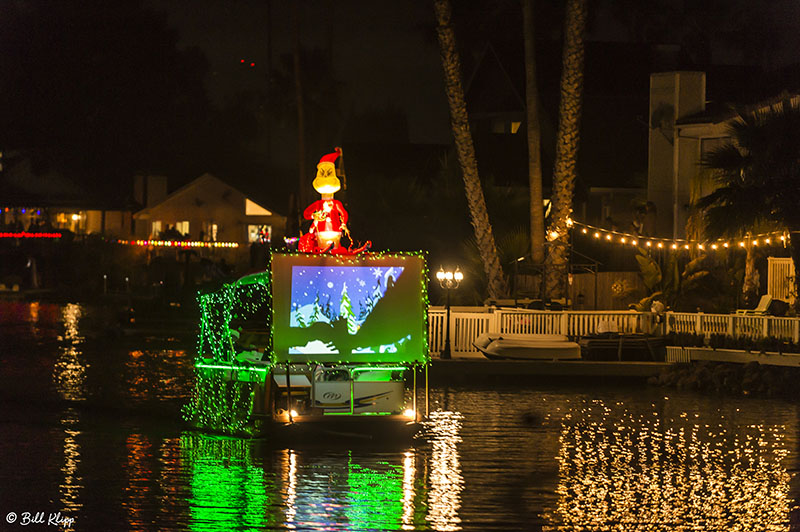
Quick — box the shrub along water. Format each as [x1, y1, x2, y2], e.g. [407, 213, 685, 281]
[652, 360, 800, 400]
[667, 332, 800, 354]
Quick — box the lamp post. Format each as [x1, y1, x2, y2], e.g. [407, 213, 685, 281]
[436, 266, 463, 359]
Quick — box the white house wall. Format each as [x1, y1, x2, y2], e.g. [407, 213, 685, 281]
[133, 173, 286, 244]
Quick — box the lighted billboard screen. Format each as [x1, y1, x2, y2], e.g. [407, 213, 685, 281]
[271, 253, 427, 364]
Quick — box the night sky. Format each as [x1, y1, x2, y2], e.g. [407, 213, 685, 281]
[155, 0, 452, 144]
[2, 0, 800, 208]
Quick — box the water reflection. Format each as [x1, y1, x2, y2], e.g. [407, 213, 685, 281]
[401, 450, 416, 530]
[278, 447, 420, 530]
[426, 411, 464, 531]
[59, 409, 83, 521]
[543, 397, 794, 531]
[53, 303, 87, 401]
[126, 349, 190, 402]
[284, 450, 297, 528]
[182, 435, 278, 531]
[7, 299, 800, 532]
[178, 424, 468, 532]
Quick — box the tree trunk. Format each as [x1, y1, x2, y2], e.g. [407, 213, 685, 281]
[523, 0, 545, 267]
[433, 0, 509, 300]
[790, 236, 800, 312]
[742, 242, 758, 307]
[544, 0, 587, 300]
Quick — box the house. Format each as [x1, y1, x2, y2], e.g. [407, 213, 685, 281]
[132, 173, 286, 246]
[647, 71, 800, 238]
[0, 152, 134, 236]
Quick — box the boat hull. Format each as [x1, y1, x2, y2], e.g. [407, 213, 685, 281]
[473, 333, 581, 361]
[255, 415, 423, 443]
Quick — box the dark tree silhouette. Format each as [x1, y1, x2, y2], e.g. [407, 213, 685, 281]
[697, 100, 800, 308]
[0, 0, 214, 197]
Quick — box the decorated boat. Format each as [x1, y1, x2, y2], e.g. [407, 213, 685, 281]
[183, 149, 430, 440]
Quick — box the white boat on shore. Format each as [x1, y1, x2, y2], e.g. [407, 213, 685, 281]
[472, 333, 582, 361]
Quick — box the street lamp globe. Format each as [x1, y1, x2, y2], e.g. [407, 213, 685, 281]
[436, 265, 463, 359]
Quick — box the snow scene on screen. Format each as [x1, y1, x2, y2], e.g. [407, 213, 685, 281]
[289, 265, 407, 354]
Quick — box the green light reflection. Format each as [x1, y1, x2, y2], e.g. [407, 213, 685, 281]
[182, 434, 279, 532]
[345, 457, 405, 530]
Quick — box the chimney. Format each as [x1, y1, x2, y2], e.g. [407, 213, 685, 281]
[647, 72, 706, 238]
[133, 175, 168, 208]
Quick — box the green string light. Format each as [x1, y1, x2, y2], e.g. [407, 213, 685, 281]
[183, 271, 272, 435]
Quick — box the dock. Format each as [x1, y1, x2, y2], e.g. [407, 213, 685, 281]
[429, 358, 670, 384]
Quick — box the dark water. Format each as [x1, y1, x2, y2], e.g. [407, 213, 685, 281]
[1, 300, 799, 531]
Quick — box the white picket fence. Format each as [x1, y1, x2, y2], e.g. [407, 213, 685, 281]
[427, 307, 657, 357]
[665, 312, 800, 343]
[427, 307, 800, 358]
[767, 257, 795, 304]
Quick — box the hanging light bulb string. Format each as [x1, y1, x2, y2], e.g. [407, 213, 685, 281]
[569, 219, 790, 251]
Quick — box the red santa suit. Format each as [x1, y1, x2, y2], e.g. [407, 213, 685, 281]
[303, 198, 348, 235]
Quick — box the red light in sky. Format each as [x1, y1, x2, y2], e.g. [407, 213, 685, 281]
[250, 62, 255, 67]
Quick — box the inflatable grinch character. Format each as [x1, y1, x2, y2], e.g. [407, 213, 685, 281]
[299, 148, 369, 255]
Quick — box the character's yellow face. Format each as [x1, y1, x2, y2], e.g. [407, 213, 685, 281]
[312, 162, 340, 194]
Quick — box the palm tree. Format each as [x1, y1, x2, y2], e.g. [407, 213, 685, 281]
[697, 98, 800, 308]
[544, 0, 588, 299]
[433, 0, 509, 299]
[523, 0, 545, 267]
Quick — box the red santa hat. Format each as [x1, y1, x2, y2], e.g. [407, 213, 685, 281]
[317, 147, 342, 167]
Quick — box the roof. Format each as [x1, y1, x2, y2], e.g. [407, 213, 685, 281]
[0, 156, 95, 208]
[135, 173, 284, 218]
[676, 91, 800, 126]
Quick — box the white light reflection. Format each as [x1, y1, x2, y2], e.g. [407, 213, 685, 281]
[543, 399, 793, 531]
[426, 410, 463, 531]
[60, 303, 82, 341]
[59, 412, 83, 518]
[284, 449, 297, 529]
[401, 450, 416, 530]
[53, 304, 87, 401]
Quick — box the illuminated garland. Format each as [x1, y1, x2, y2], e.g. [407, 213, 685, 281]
[117, 239, 239, 248]
[570, 219, 790, 251]
[0, 232, 62, 238]
[182, 271, 271, 435]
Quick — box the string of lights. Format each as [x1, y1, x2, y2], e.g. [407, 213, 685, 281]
[0, 232, 62, 239]
[182, 271, 270, 434]
[117, 239, 239, 248]
[569, 219, 790, 251]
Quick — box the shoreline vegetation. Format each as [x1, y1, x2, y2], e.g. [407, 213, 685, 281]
[651, 360, 800, 400]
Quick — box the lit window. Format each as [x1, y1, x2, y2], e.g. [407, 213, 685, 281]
[202, 222, 218, 241]
[151, 220, 162, 237]
[176, 221, 189, 236]
[510, 121, 521, 134]
[248, 224, 271, 243]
